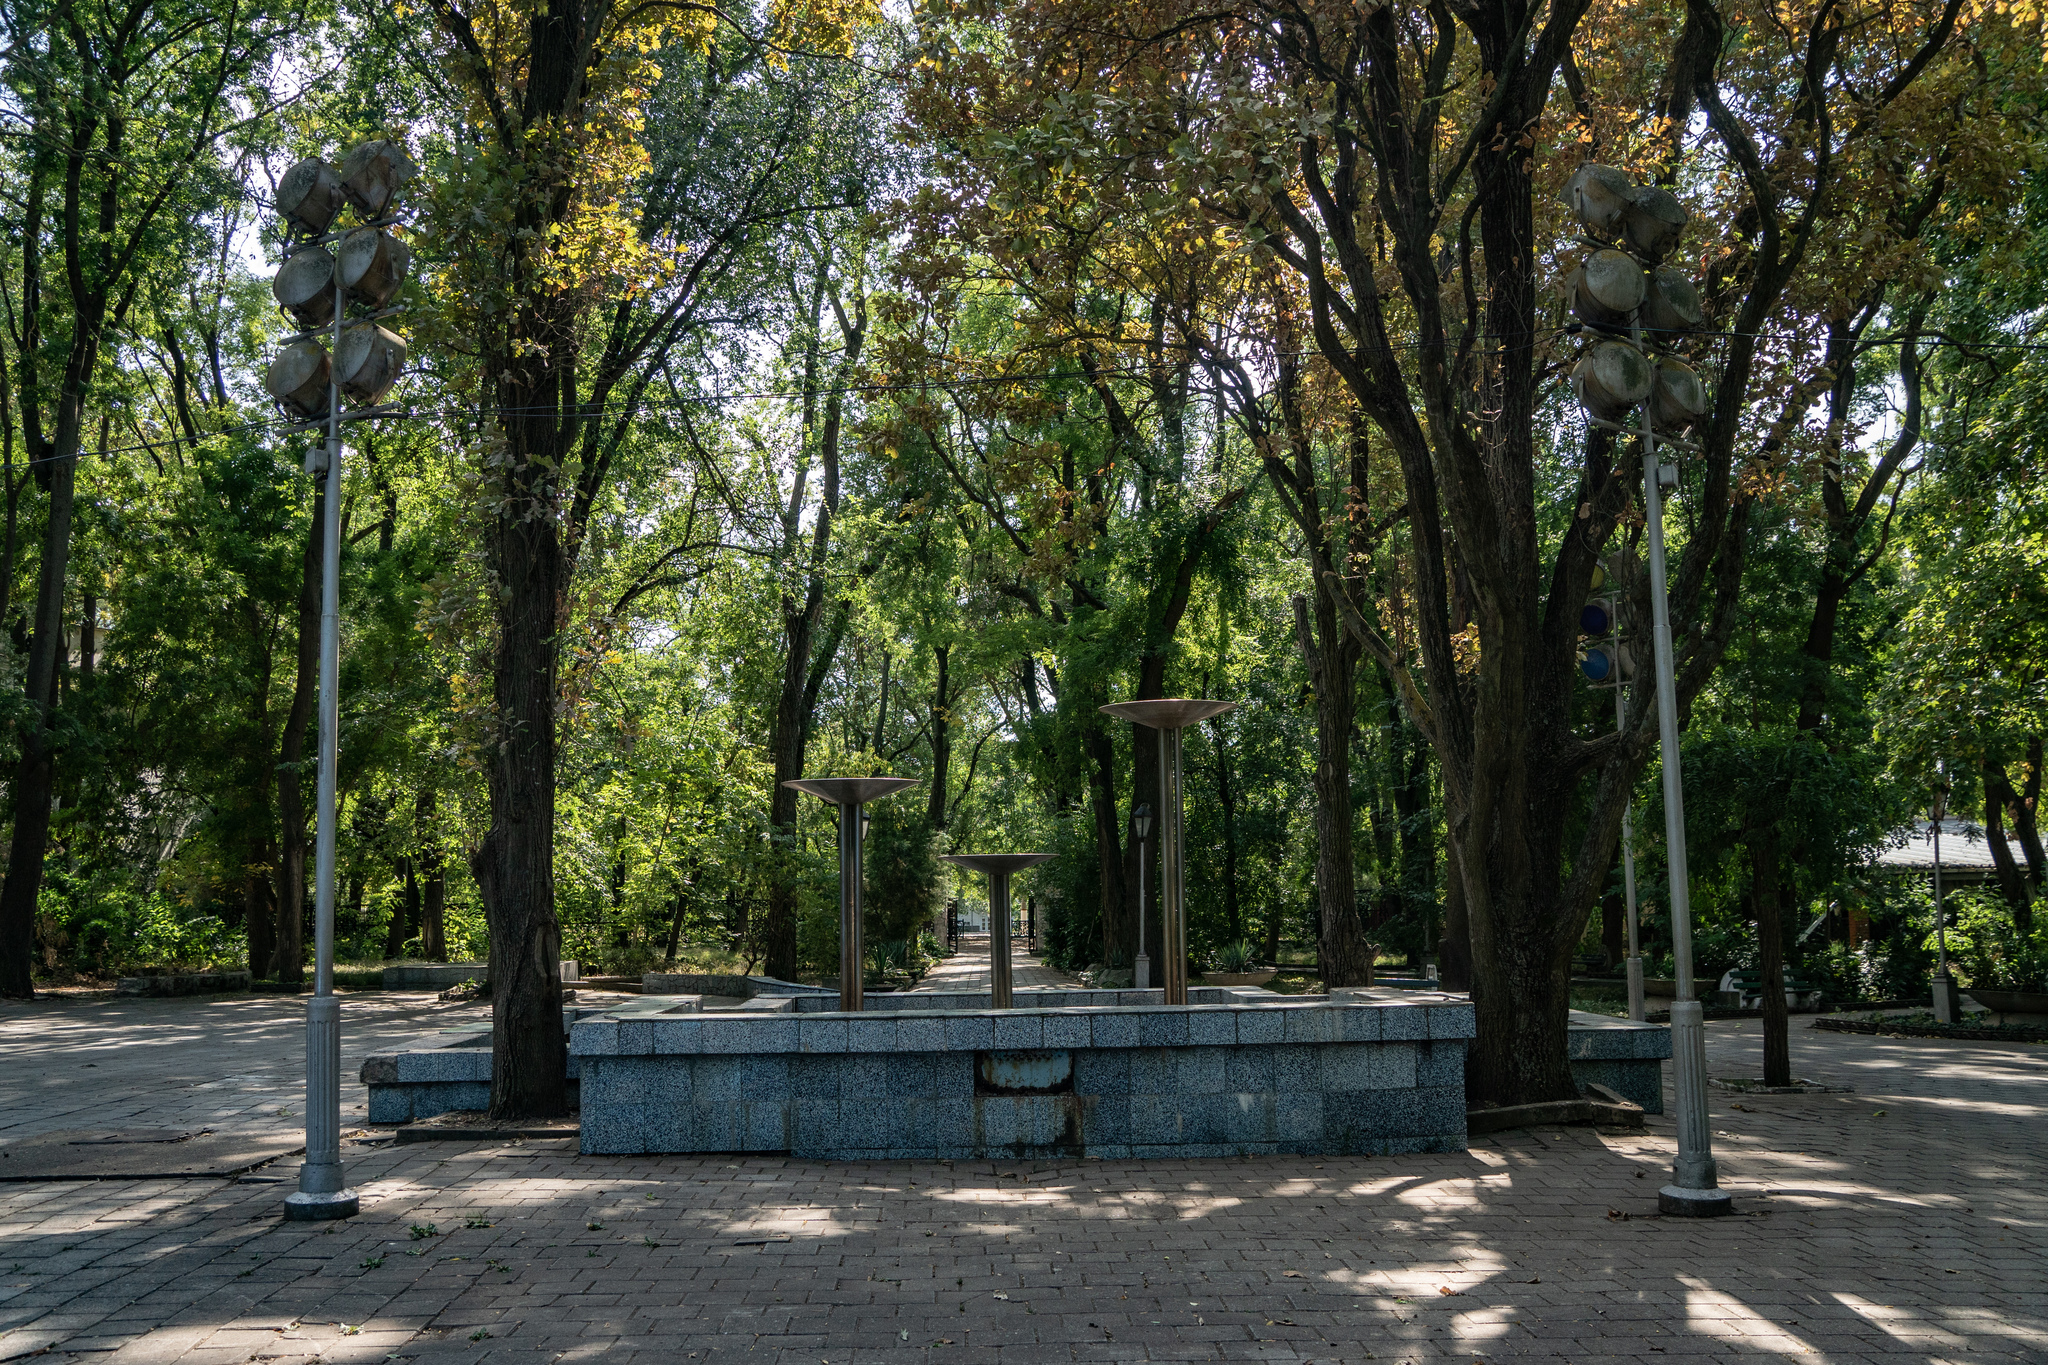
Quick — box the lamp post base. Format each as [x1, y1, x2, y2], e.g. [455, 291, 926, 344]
[283, 1188, 360, 1221]
[1930, 974, 1961, 1023]
[1133, 954, 1150, 990]
[1657, 1184, 1733, 1218]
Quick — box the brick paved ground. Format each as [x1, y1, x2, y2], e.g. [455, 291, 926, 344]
[1, 998, 2042, 1364]
[904, 938, 1080, 994]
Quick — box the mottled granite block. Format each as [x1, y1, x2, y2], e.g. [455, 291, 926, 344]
[737, 1053, 792, 1098]
[1014, 1096, 1073, 1149]
[1427, 1002, 1478, 1039]
[1320, 1042, 1417, 1091]
[617, 1020, 654, 1056]
[1225, 1047, 1276, 1093]
[642, 1094, 692, 1151]
[828, 1098, 906, 1153]
[992, 1014, 1043, 1050]
[1081, 1095, 1129, 1146]
[1175, 1048, 1226, 1095]
[743, 1101, 793, 1153]
[1571, 1057, 1664, 1113]
[799, 1017, 849, 1053]
[944, 1015, 996, 1051]
[393, 1048, 490, 1082]
[845, 1017, 898, 1053]
[1129, 1095, 1183, 1145]
[1233, 1008, 1286, 1045]
[651, 1018, 702, 1053]
[1334, 1007, 1382, 1043]
[690, 1056, 744, 1103]
[569, 1020, 619, 1056]
[1173, 1093, 1229, 1145]
[1185, 1009, 1236, 1047]
[1222, 1092, 1277, 1145]
[1275, 1091, 1323, 1145]
[973, 1096, 1018, 1149]
[700, 1016, 798, 1053]
[1089, 1013, 1140, 1049]
[1378, 1005, 1429, 1040]
[1283, 1009, 1343, 1044]
[1041, 1012, 1092, 1050]
[1075, 1049, 1132, 1096]
[1128, 1047, 1176, 1096]
[1271, 1045, 1319, 1092]
[895, 1014, 947, 1052]
[836, 1052, 894, 1100]
[790, 1053, 840, 1099]
[1416, 1040, 1466, 1087]
[1136, 1011, 1189, 1048]
[909, 1096, 973, 1151]
[690, 1100, 743, 1151]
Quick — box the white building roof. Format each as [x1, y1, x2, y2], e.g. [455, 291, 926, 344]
[1873, 818, 2021, 872]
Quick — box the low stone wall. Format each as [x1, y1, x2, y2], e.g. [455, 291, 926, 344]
[115, 970, 252, 996]
[1564, 1010, 1673, 1112]
[789, 986, 1273, 1013]
[641, 972, 835, 998]
[382, 962, 489, 989]
[573, 996, 1476, 1160]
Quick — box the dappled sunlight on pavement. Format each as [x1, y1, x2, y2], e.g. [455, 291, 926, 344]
[1, 1000, 2041, 1362]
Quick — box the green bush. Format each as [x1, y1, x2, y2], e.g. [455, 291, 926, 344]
[35, 867, 237, 977]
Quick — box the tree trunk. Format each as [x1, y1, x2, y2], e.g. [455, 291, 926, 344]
[0, 443, 77, 1000]
[245, 857, 277, 980]
[927, 643, 952, 829]
[418, 789, 446, 959]
[1438, 851, 1472, 994]
[1295, 594, 1373, 988]
[1212, 715, 1241, 944]
[272, 479, 325, 984]
[1984, 754, 2040, 935]
[1751, 825, 1790, 1088]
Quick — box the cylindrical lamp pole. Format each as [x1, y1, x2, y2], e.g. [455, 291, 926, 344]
[1132, 804, 1152, 991]
[1158, 726, 1187, 1006]
[286, 257, 356, 1222]
[840, 801, 864, 1014]
[1617, 687, 1645, 1022]
[988, 870, 1014, 1009]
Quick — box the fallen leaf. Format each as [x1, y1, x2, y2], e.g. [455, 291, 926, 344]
[1526, 1277, 1541, 1284]
[1283, 1270, 1302, 1278]
[1438, 1286, 1463, 1296]
[1730, 1103, 1754, 1112]
[992, 1292, 1008, 1301]
[1606, 1208, 1629, 1221]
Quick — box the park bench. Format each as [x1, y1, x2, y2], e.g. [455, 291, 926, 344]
[1716, 968, 1823, 1012]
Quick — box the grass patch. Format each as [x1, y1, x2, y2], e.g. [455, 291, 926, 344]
[1569, 987, 1630, 1018]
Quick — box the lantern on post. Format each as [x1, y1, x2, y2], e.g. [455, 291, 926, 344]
[1563, 164, 1729, 1218]
[264, 140, 418, 1224]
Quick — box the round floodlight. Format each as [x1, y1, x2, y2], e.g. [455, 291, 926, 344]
[265, 340, 331, 418]
[1568, 249, 1647, 331]
[1623, 186, 1688, 260]
[1580, 600, 1616, 636]
[1561, 164, 1635, 238]
[334, 324, 407, 404]
[338, 228, 411, 309]
[277, 157, 346, 236]
[1641, 265, 1704, 340]
[1572, 341, 1654, 422]
[337, 140, 416, 220]
[271, 249, 337, 330]
[1651, 357, 1710, 430]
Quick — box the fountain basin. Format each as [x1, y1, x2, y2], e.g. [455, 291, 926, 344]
[573, 994, 1475, 1160]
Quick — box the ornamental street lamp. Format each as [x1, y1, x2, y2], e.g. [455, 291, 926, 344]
[783, 777, 918, 1012]
[1562, 163, 1729, 1218]
[1098, 700, 1236, 1005]
[1131, 804, 1153, 990]
[265, 139, 417, 1223]
[940, 854, 1053, 1008]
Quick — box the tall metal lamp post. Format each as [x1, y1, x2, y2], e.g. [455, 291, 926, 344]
[940, 854, 1053, 1008]
[1098, 700, 1236, 1005]
[783, 777, 918, 1011]
[1929, 776, 1960, 1023]
[1130, 805, 1153, 990]
[1560, 162, 1729, 1217]
[265, 141, 416, 1223]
